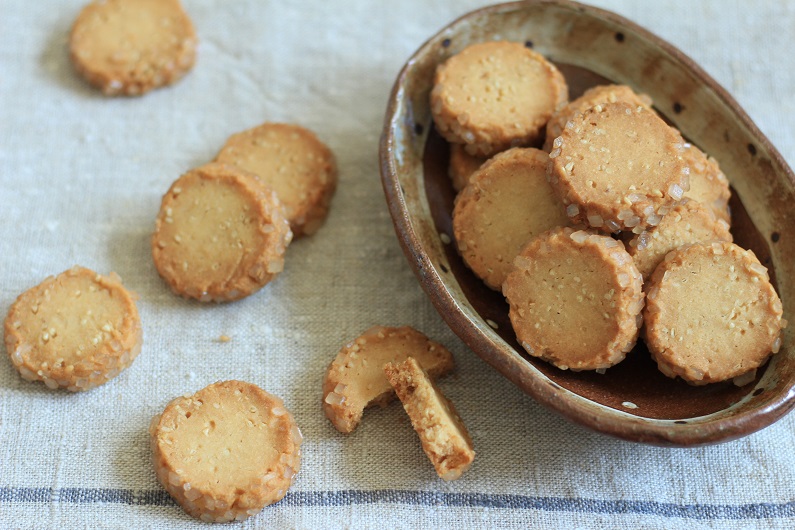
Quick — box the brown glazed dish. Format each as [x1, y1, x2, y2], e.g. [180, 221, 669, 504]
[379, 0, 795, 446]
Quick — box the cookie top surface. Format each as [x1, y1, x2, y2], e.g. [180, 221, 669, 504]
[151, 380, 302, 522]
[545, 84, 652, 151]
[643, 242, 784, 385]
[69, 0, 197, 96]
[680, 143, 732, 223]
[215, 123, 338, 237]
[448, 143, 486, 192]
[4, 266, 142, 391]
[627, 200, 733, 279]
[431, 41, 568, 156]
[384, 357, 475, 481]
[453, 147, 569, 290]
[152, 162, 292, 302]
[503, 227, 644, 371]
[549, 102, 689, 233]
[322, 325, 454, 433]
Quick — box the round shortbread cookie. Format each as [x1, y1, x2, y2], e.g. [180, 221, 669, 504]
[627, 200, 733, 279]
[431, 41, 568, 157]
[215, 123, 337, 237]
[150, 381, 302, 523]
[69, 0, 197, 96]
[544, 84, 653, 151]
[503, 227, 645, 371]
[452, 147, 569, 290]
[322, 326, 455, 434]
[448, 143, 487, 192]
[152, 162, 292, 302]
[680, 142, 732, 223]
[548, 102, 690, 234]
[643, 242, 785, 385]
[4, 266, 142, 391]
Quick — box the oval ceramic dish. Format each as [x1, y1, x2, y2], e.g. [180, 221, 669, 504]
[380, 0, 795, 446]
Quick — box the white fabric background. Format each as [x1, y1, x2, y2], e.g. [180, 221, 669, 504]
[1, 1, 793, 528]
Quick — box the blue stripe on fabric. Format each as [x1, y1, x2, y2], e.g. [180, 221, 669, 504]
[1, 487, 794, 520]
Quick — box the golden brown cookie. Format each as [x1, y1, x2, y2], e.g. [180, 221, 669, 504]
[548, 102, 690, 234]
[643, 242, 785, 385]
[69, 0, 197, 96]
[384, 357, 475, 481]
[448, 143, 487, 192]
[323, 326, 454, 433]
[150, 380, 302, 523]
[452, 147, 569, 290]
[680, 142, 732, 223]
[4, 266, 142, 391]
[544, 84, 653, 151]
[431, 41, 568, 157]
[152, 162, 292, 302]
[214, 123, 338, 237]
[503, 227, 644, 371]
[627, 200, 733, 279]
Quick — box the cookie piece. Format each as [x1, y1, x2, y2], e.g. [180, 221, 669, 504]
[323, 326, 454, 433]
[214, 123, 337, 237]
[452, 147, 569, 290]
[627, 200, 733, 279]
[644, 242, 784, 385]
[548, 102, 690, 233]
[544, 84, 653, 151]
[69, 0, 197, 96]
[503, 227, 645, 371]
[431, 41, 568, 157]
[384, 357, 475, 481]
[448, 143, 487, 192]
[681, 143, 732, 223]
[4, 266, 142, 391]
[150, 381, 302, 523]
[152, 162, 292, 302]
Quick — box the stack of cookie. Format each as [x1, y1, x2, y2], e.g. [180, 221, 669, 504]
[433, 40, 785, 386]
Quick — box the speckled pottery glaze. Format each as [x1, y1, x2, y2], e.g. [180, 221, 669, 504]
[380, 0, 795, 446]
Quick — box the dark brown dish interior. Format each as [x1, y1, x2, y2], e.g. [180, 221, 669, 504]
[423, 62, 776, 420]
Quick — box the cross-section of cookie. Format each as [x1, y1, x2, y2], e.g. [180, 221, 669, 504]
[431, 41, 568, 157]
[214, 123, 338, 237]
[680, 142, 732, 223]
[152, 162, 292, 302]
[69, 0, 198, 96]
[627, 200, 733, 280]
[548, 102, 690, 233]
[383, 357, 475, 481]
[448, 143, 487, 192]
[503, 227, 645, 371]
[643, 242, 785, 385]
[453, 147, 570, 290]
[544, 84, 653, 151]
[322, 326, 454, 433]
[4, 266, 142, 391]
[150, 381, 302, 523]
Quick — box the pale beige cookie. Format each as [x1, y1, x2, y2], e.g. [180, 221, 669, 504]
[4, 266, 142, 391]
[544, 84, 653, 151]
[69, 0, 197, 96]
[431, 41, 568, 157]
[643, 242, 785, 385]
[448, 143, 487, 192]
[214, 123, 338, 237]
[453, 147, 569, 290]
[152, 162, 292, 302]
[150, 380, 302, 523]
[384, 357, 475, 481]
[323, 326, 454, 434]
[680, 142, 732, 223]
[503, 227, 644, 371]
[548, 102, 690, 234]
[627, 200, 733, 279]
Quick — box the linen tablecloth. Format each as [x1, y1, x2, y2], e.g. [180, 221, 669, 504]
[1, 1, 794, 528]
